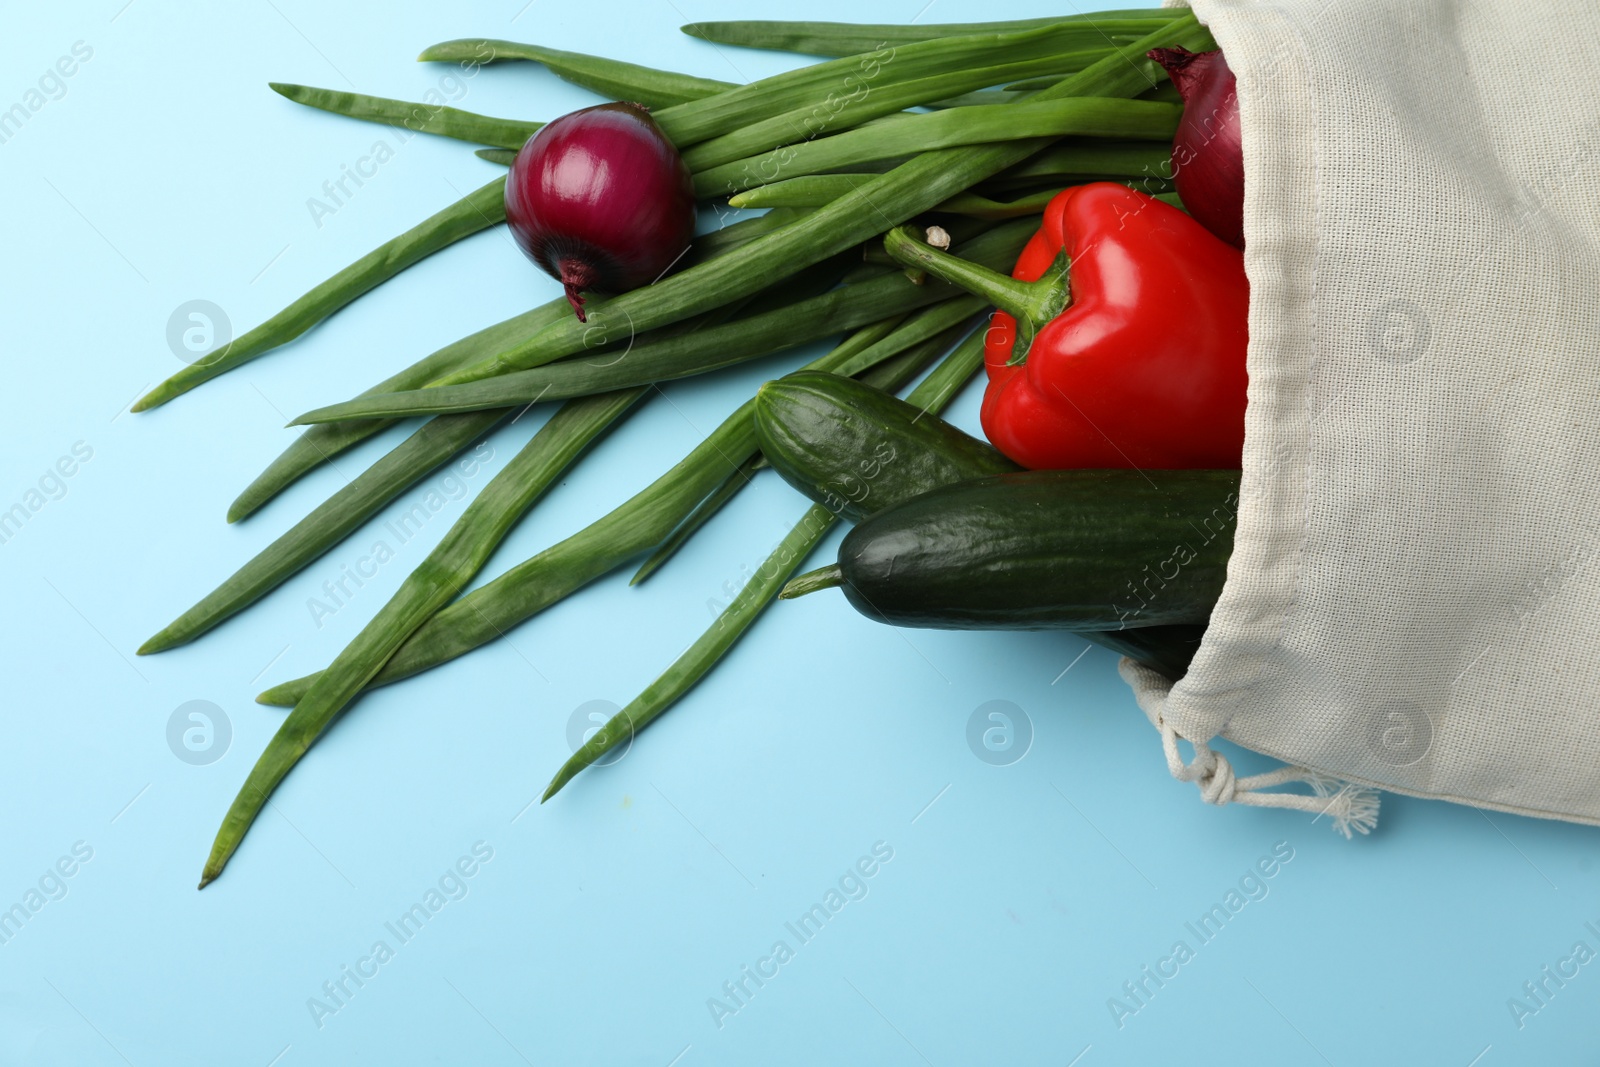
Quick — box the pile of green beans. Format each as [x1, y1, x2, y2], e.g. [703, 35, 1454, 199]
[137, 16, 1190, 413]
[212, 317, 982, 884]
[544, 323, 990, 799]
[286, 218, 1032, 426]
[146, 214, 841, 654]
[200, 389, 638, 887]
[227, 206, 811, 523]
[130, 10, 1214, 885]
[254, 297, 1002, 707]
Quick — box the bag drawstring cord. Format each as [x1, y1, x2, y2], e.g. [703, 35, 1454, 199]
[1154, 709, 1381, 838]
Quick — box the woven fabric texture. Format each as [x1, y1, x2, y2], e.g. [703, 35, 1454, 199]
[1130, 0, 1600, 824]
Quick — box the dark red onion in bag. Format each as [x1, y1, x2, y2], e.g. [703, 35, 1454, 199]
[1149, 47, 1244, 249]
[504, 101, 697, 321]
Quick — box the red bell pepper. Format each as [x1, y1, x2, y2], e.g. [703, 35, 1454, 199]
[884, 182, 1248, 470]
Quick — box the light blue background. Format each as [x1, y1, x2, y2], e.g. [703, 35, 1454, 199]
[0, 1, 1595, 1063]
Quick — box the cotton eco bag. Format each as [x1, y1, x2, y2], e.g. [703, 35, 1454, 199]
[1123, 0, 1600, 832]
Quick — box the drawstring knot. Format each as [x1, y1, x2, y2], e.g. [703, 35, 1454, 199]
[1127, 660, 1382, 838]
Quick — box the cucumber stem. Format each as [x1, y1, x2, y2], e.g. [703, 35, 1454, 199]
[881, 224, 1069, 363]
[780, 564, 844, 599]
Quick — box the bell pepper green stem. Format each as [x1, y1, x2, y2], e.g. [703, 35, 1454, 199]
[882, 224, 1069, 363]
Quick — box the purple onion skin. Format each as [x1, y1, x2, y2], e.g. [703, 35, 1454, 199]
[505, 102, 697, 321]
[1149, 47, 1244, 249]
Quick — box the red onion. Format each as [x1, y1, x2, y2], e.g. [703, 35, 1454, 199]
[504, 102, 696, 321]
[1148, 47, 1244, 249]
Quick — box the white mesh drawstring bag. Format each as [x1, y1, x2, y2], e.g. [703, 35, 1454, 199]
[1126, 0, 1600, 833]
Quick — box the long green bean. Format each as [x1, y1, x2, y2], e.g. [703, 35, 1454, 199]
[694, 97, 1181, 198]
[474, 147, 517, 166]
[929, 90, 1034, 109]
[628, 454, 764, 587]
[418, 38, 734, 108]
[684, 205, 814, 260]
[677, 50, 1110, 173]
[546, 502, 836, 801]
[544, 502, 832, 799]
[988, 139, 1173, 189]
[133, 178, 507, 412]
[729, 173, 1144, 216]
[267, 83, 542, 148]
[853, 322, 970, 395]
[1141, 81, 1183, 104]
[433, 16, 1206, 391]
[627, 318, 938, 587]
[678, 12, 1171, 56]
[255, 311, 951, 708]
[200, 389, 638, 887]
[830, 297, 987, 378]
[140, 410, 510, 655]
[228, 208, 812, 523]
[1019, 73, 1185, 99]
[926, 188, 1072, 219]
[725, 174, 875, 209]
[1006, 75, 1071, 91]
[543, 320, 990, 797]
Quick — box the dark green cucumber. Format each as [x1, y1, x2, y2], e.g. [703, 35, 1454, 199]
[757, 372, 1216, 677]
[814, 468, 1239, 630]
[1086, 625, 1206, 681]
[754, 370, 1015, 523]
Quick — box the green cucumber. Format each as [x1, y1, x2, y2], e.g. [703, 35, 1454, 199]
[754, 370, 1015, 523]
[1083, 624, 1206, 681]
[792, 468, 1238, 631]
[756, 372, 1217, 678]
